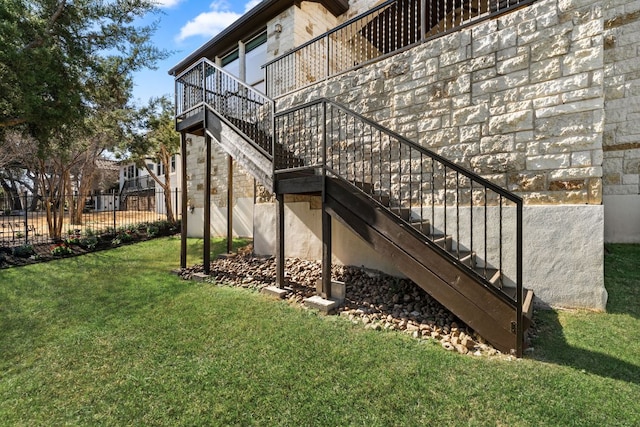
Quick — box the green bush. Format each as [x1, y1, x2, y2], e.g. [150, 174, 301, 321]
[79, 235, 99, 251]
[51, 244, 72, 257]
[12, 244, 35, 258]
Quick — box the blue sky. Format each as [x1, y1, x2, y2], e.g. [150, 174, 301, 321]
[130, 0, 261, 106]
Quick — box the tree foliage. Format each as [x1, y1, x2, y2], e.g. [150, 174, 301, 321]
[0, 0, 166, 148]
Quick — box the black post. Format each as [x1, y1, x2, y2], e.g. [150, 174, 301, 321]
[322, 210, 332, 299]
[227, 155, 233, 254]
[275, 193, 285, 288]
[204, 134, 212, 274]
[321, 101, 331, 299]
[23, 191, 28, 245]
[180, 133, 188, 269]
[113, 190, 117, 231]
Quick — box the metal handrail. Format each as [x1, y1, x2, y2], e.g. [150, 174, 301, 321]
[175, 57, 275, 158]
[274, 98, 523, 341]
[265, 0, 536, 98]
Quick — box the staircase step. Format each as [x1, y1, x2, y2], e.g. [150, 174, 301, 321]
[431, 234, 453, 251]
[410, 219, 431, 234]
[452, 250, 476, 267]
[353, 181, 374, 193]
[523, 289, 534, 321]
[389, 207, 412, 221]
[372, 194, 390, 206]
[474, 267, 501, 288]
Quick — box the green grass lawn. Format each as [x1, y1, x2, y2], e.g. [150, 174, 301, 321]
[1, 238, 638, 426]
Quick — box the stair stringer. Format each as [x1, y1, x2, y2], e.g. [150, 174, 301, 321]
[204, 108, 273, 190]
[324, 177, 519, 354]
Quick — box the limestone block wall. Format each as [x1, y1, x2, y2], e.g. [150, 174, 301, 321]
[278, 0, 606, 205]
[267, 1, 339, 62]
[184, 134, 255, 237]
[602, 0, 640, 242]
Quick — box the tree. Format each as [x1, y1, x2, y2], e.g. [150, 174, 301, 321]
[0, 0, 166, 148]
[123, 96, 180, 222]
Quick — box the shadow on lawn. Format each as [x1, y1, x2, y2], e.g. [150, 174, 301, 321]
[530, 244, 640, 385]
[531, 310, 640, 385]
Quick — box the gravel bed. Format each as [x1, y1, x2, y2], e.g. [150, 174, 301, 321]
[180, 246, 509, 357]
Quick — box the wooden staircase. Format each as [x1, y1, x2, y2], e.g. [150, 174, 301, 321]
[175, 59, 534, 356]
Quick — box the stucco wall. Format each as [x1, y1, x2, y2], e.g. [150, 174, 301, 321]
[252, 199, 606, 310]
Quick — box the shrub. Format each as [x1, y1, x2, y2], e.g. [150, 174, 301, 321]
[51, 244, 72, 256]
[79, 235, 99, 251]
[111, 230, 134, 246]
[146, 224, 160, 237]
[12, 244, 35, 258]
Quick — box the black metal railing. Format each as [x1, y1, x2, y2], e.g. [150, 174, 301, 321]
[0, 189, 181, 248]
[175, 58, 275, 158]
[274, 98, 523, 313]
[122, 176, 156, 192]
[264, 0, 535, 97]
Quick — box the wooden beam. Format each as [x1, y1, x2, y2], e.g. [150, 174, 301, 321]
[275, 193, 285, 288]
[227, 155, 233, 254]
[204, 134, 212, 274]
[322, 208, 332, 298]
[180, 132, 188, 269]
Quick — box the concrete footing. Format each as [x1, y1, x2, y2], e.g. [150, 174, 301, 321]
[261, 285, 289, 299]
[303, 295, 341, 313]
[192, 272, 210, 282]
[315, 279, 346, 302]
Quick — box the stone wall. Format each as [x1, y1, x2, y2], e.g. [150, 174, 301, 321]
[602, 0, 640, 242]
[184, 134, 255, 237]
[267, 1, 340, 61]
[277, 0, 606, 205]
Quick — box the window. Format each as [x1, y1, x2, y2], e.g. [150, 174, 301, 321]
[171, 155, 176, 173]
[221, 30, 267, 91]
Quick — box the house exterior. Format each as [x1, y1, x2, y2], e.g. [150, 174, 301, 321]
[118, 155, 182, 217]
[169, 0, 640, 352]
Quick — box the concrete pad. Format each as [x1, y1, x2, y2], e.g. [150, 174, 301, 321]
[192, 272, 210, 282]
[303, 295, 340, 313]
[261, 285, 289, 299]
[315, 279, 346, 302]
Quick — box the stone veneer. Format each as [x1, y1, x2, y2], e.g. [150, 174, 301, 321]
[277, 0, 606, 205]
[602, 0, 640, 241]
[184, 134, 255, 237]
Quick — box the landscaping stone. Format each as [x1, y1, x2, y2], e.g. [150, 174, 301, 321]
[179, 245, 521, 358]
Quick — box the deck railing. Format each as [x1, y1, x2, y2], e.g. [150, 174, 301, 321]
[264, 0, 535, 98]
[175, 58, 275, 158]
[122, 176, 156, 192]
[274, 98, 523, 347]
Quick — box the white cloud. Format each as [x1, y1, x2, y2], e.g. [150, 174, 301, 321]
[243, 0, 262, 12]
[176, 1, 261, 42]
[154, 0, 183, 8]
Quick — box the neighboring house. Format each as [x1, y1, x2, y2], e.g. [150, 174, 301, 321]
[170, 0, 640, 355]
[86, 157, 120, 212]
[118, 155, 182, 216]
